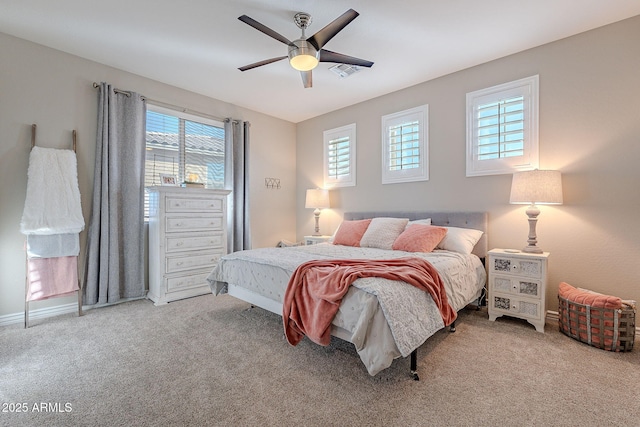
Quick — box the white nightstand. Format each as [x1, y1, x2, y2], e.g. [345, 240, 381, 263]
[304, 235, 331, 245]
[487, 249, 549, 333]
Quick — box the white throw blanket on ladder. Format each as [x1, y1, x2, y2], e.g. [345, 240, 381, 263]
[20, 146, 85, 235]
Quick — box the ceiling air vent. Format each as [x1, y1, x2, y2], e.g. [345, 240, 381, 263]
[329, 64, 360, 78]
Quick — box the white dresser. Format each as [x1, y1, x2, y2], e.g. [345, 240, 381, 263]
[487, 249, 549, 333]
[148, 186, 230, 305]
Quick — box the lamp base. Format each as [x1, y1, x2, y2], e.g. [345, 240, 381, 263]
[521, 245, 543, 254]
[313, 209, 321, 235]
[522, 203, 543, 254]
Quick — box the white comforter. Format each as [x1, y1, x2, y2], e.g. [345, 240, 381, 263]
[207, 244, 485, 376]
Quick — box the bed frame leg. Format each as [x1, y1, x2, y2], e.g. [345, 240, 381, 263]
[449, 321, 456, 332]
[410, 349, 419, 381]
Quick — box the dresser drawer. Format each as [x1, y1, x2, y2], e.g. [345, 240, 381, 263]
[166, 272, 211, 293]
[165, 251, 222, 273]
[165, 196, 224, 213]
[491, 293, 541, 320]
[491, 275, 542, 299]
[165, 233, 224, 253]
[166, 216, 223, 232]
[490, 256, 543, 279]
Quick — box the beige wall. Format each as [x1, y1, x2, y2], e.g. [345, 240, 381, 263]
[0, 33, 297, 318]
[296, 15, 640, 311]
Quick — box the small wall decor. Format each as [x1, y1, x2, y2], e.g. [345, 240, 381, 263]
[265, 178, 281, 189]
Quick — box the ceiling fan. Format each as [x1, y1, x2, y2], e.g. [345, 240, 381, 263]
[238, 9, 374, 88]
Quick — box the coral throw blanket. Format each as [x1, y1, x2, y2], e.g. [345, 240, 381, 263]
[283, 258, 457, 347]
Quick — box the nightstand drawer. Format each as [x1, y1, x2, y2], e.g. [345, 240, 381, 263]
[490, 256, 543, 279]
[491, 293, 541, 320]
[491, 275, 542, 299]
[304, 235, 332, 245]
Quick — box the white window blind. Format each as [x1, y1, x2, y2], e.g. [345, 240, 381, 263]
[382, 105, 428, 184]
[466, 75, 539, 177]
[145, 105, 225, 218]
[323, 123, 356, 188]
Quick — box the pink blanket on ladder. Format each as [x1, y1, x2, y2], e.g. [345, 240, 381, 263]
[26, 256, 79, 301]
[283, 258, 457, 347]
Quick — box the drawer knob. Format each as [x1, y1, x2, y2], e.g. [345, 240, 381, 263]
[176, 261, 183, 266]
[176, 242, 183, 246]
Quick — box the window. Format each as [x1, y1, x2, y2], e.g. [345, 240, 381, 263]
[145, 105, 226, 217]
[466, 75, 539, 177]
[323, 123, 356, 188]
[381, 105, 428, 184]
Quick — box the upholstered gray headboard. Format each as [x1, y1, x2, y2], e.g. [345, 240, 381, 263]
[343, 211, 488, 259]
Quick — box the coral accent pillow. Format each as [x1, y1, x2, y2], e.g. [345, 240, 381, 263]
[360, 217, 409, 250]
[332, 219, 372, 247]
[392, 224, 447, 253]
[558, 282, 622, 309]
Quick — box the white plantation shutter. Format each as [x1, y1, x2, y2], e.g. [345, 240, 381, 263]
[382, 105, 428, 184]
[327, 135, 351, 179]
[466, 76, 539, 176]
[477, 96, 524, 160]
[388, 120, 420, 171]
[324, 123, 356, 188]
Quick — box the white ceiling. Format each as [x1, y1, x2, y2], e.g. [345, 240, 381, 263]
[2, 0, 639, 123]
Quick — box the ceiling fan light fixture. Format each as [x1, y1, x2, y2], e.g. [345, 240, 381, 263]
[288, 39, 319, 71]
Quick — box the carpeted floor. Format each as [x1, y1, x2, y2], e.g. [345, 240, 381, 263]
[1, 294, 638, 427]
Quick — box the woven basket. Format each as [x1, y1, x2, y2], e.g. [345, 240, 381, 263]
[558, 295, 636, 352]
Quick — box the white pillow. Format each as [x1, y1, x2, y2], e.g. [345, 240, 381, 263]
[436, 226, 483, 254]
[406, 218, 431, 229]
[359, 217, 409, 250]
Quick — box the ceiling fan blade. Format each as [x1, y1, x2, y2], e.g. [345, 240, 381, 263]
[301, 71, 312, 88]
[238, 15, 292, 45]
[307, 9, 359, 50]
[319, 49, 374, 68]
[238, 56, 287, 71]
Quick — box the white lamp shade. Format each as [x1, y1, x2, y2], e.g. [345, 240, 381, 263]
[510, 170, 563, 205]
[305, 188, 330, 209]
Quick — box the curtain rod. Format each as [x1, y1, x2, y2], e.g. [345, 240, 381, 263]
[92, 82, 226, 123]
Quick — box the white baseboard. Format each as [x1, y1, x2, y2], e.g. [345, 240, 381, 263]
[547, 310, 639, 336]
[0, 302, 81, 327]
[0, 295, 148, 327]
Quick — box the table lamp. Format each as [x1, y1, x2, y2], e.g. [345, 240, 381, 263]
[305, 188, 330, 235]
[509, 169, 563, 253]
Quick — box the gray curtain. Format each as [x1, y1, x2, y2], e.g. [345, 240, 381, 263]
[83, 82, 146, 305]
[225, 119, 251, 253]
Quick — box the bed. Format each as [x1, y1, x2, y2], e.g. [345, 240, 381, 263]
[207, 211, 487, 379]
